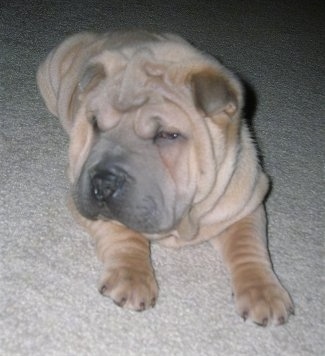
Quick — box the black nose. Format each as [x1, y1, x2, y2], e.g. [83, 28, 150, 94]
[91, 168, 126, 202]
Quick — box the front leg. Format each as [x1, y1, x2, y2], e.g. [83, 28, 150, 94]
[85, 219, 158, 311]
[211, 206, 294, 326]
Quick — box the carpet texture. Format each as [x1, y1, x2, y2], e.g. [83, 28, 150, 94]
[1, 1, 324, 355]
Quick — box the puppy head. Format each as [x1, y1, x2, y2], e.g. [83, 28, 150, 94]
[37, 32, 243, 237]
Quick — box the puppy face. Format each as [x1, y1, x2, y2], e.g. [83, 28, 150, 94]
[71, 70, 196, 233]
[37, 31, 243, 237]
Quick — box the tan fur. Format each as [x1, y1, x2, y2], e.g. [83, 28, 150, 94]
[37, 31, 293, 325]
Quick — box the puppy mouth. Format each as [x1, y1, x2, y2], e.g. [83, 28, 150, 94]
[98, 196, 163, 233]
[72, 168, 175, 235]
[71, 131, 180, 234]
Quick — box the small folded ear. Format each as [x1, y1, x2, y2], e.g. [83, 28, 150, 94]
[36, 32, 99, 132]
[64, 63, 106, 131]
[78, 63, 106, 93]
[191, 68, 243, 118]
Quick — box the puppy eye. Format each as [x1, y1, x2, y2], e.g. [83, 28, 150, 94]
[154, 131, 181, 141]
[89, 115, 99, 130]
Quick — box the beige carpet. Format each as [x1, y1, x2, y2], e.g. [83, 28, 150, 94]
[1, 0, 324, 355]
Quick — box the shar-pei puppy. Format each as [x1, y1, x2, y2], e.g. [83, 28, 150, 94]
[37, 31, 293, 326]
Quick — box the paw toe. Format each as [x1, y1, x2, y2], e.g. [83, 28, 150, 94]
[235, 283, 293, 326]
[99, 267, 158, 311]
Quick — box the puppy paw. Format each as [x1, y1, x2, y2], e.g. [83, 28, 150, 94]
[234, 281, 294, 326]
[99, 267, 158, 311]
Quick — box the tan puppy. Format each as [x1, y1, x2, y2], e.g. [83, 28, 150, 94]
[37, 31, 293, 326]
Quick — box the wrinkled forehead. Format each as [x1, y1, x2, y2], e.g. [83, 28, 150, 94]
[86, 50, 198, 135]
[96, 48, 194, 105]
